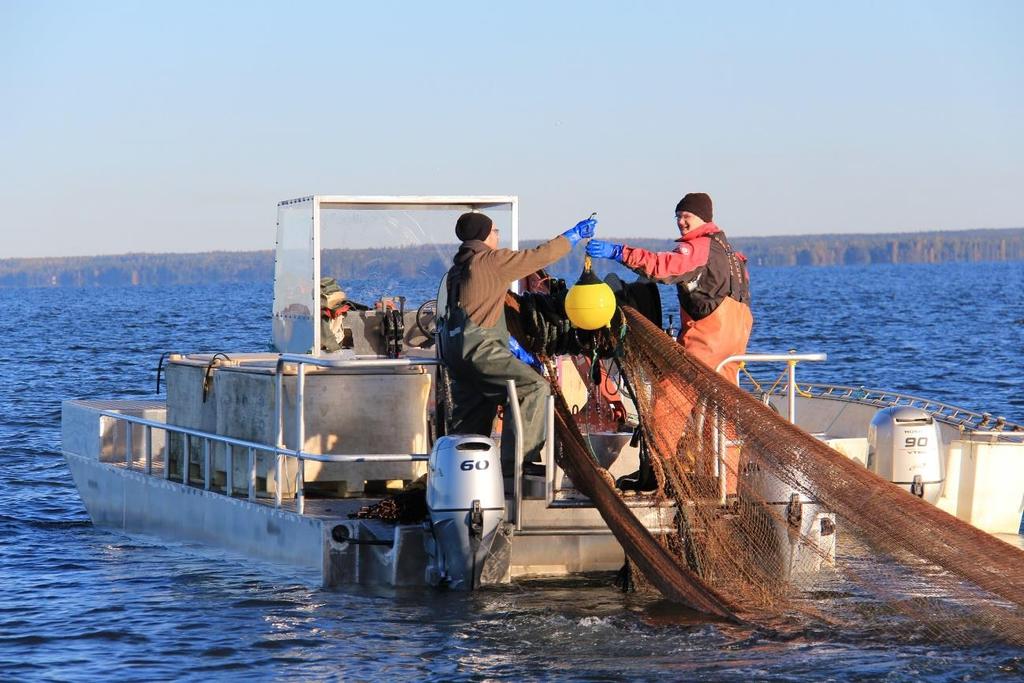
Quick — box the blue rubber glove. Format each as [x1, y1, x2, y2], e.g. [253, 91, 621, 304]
[586, 239, 623, 262]
[561, 217, 598, 246]
[509, 337, 542, 370]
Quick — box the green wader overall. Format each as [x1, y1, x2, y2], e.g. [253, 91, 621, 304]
[440, 299, 548, 477]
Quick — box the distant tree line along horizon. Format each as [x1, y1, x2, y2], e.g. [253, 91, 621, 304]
[2, 228, 1022, 288]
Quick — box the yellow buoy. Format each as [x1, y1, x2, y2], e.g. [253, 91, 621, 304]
[564, 256, 617, 330]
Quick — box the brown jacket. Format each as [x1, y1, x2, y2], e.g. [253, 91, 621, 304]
[447, 236, 571, 328]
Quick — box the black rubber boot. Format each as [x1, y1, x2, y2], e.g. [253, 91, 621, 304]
[616, 427, 657, 492]
[615, 467, 657, 492]
[614, 560, 635, 593]
[523, 461, 546, 478]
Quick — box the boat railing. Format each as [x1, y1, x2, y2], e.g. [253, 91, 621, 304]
[507, 382, 674, 535]
[748, 380, 1024, 435]
[714, 352, 828, 503]
[517, 352, 828, 521]
[717, 352, 828, 423]
[97, 410, 429, 515]
[273, 353, 440, 513]
[960, 430, 1024, 443]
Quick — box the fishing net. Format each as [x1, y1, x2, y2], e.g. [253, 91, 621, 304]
[529, 303, 1024, 645]
[350, 476, 428, 524]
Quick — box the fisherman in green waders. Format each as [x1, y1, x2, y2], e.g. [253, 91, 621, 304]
[438, 211, 596, 479]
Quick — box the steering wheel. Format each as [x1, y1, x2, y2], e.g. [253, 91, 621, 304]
[416, 299, 438, 338]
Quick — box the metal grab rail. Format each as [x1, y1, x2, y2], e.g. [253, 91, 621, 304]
[525, 351, 829, 515]
[276, 354, 441, 370]
[506, 380, 525, 532]
[509, 385, 623, 534]
[713, 351, 828, 504]
[751, 381, 1024, 435]
[273, 353, 440, 512]
[98, 410, 428, 512]
[716, 352, 828, 424]
[960, 431, 1024, 443]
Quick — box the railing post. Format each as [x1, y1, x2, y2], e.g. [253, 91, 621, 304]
[276, 363, 283, 442]
[125, 422, 133, 470]
[544, 394, 555, 506]
[275, 359, 286, 509]
[182, 436, 190, 485]
[203, 439, 211, 490]
[787, 351, 797, 424]
[295, 362, 306, 514]
[275, 454, 283, 508]
[248, 447, 256, 502]
[717, 407, 727, 505]
[163, 430, 170, 479]
[506, 380, 524, 532]
[226, 444, 234, 497]
[295, 363, 306, 450]
[695, 397, 707, 466]
[145, 425, 153, 475]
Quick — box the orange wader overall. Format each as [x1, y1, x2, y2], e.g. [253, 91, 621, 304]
[620, 226, 752, 493]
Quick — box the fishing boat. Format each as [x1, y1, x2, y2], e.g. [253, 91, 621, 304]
[60, 195, 1024, 591]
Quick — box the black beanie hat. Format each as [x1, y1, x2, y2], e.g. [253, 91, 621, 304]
[675, 193, 713, 222]
[455, 212, 493, 242]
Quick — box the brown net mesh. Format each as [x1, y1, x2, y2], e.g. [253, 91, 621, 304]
[548, 305, 1024, 645]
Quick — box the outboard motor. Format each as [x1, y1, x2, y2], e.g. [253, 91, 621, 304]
[867, 406, 943, 503]
[424, 435, 506, 590]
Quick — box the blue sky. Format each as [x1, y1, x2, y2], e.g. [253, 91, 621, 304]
[1, 1, 1022, 258]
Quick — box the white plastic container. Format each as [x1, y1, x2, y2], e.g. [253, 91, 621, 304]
[953, 439, 1024, 534]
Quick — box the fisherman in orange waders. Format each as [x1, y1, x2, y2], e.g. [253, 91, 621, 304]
[586, 192, 752, 492]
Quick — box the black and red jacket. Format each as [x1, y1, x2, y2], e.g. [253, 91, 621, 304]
[620, 223, 751, 321]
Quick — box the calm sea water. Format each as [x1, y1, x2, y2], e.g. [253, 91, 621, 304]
[2, 261, 1023, 681]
